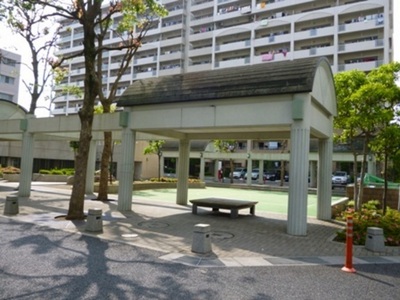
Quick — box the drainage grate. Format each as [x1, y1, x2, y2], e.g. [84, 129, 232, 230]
[211, 231, 234, 240]
[137, 221, 170, 228]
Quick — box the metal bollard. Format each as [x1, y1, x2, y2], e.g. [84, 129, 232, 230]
[4, 195, 19, 215]
[86, 208, 103, 232]
[191, 223, 212, 254]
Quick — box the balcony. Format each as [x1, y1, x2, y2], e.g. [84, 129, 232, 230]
[338, 18, 383, 34]
[140, 41, 160, 51]
[189, 46, 213, 57]
[160, 23, 183, 33]
[215, 57, 250, 69]
[160, 36, 184, 47]
[159, 51, 183, 62]
[254, 33, 291, 47]
[293, 46, 334, 59]
[253, 51, 290, 64]
[159, 67, 182, 77]
[215, 40, 251, 53]
[190, 16, 214, 27]
[191, 0, 214, 11]
[134, 56, 158, 65]
[294, 26, 334, 41]
[187, 63, 212, 73]
[133, 70, 156, 79]
[189, 30, 214, 42]
[108, 74, 133, 84]
[338, 39, 384, 53]
[338, 60, 383, 72]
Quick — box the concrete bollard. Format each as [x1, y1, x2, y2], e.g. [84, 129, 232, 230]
[191, 223, 212, 254]
[4, 195, 19, 215]
[365, 227, 385, 252]
[86, 208, 103, 232]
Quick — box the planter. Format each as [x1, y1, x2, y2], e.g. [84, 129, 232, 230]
[33, 173, 69, 182]
[3, 173, 69, 183]
[93, 181, 206, 193]
[2, 174, 20, 182]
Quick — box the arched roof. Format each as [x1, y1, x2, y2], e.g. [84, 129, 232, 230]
[118, 57, 335, 112]
[0, 100, 27, 120]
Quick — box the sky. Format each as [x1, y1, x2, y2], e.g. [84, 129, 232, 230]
[0, 1, 399, 117]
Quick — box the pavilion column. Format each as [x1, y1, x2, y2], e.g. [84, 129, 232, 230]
[317, 138, 333, 220]
[19, 132, 34, 197]
[309, 160, 317, 188]
[214, 160, 219, 181]
[199, 155, 205, 182]
[18, 117, 34, 198]
[118, 111, 136, 211]
[288, 94, 310, 236]
[159, 154, 165, 177]
[85, 140, 96, 195]
[246, 157, 252, 186]
[176, 139, 190, 205]
[258, 160, 264, 184]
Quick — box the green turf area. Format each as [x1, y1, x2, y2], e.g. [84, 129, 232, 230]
[133, 187, 344, 217]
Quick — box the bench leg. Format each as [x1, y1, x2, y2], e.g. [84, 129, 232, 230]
[192, 204, 198, 215]
[230, 208, 239, 218]
[250, 205, 255, 215]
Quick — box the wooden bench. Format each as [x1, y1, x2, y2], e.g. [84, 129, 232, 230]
[189, 198, 258, 218]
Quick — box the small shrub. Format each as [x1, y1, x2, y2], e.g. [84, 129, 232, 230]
[39, 169, 51, 174]
[1, 166, 20, 174]
[50, 169, 64, 175]
[61, 168, 75, 176]
[149, 177, 201, 183]
[335, 200, 400, 246]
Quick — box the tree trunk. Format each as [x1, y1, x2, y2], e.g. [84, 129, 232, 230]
[97, 131, 112, 200]
[66, 16, 99, 220]
[383, 151, 388, 215]
[356, 138, 369, 211]
[230, 159, 234, 183]
[352, 153, 358, 204]
[67, 114, 94, 219]
[280, 160, 285, 186]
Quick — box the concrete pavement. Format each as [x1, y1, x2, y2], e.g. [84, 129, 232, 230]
[1, 180, 399, 268]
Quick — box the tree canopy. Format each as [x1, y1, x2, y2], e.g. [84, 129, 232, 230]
[334, 62, 400, 210]
[6, 0, 167, 219]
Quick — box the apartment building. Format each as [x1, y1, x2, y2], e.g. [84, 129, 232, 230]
[44, 0, 393, 178]
[52, 0, 393, 115]
[0, 48, 20, 105]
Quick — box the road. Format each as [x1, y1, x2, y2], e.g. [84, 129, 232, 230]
[1, 217, 399, 300]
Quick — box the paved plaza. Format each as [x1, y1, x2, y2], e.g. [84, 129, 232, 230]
[1, 181, 399, 268]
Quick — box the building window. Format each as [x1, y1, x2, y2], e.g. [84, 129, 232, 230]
[0, 75, 15, 85]
[1, 57, 17, 67]
[0, 92, 13, 101]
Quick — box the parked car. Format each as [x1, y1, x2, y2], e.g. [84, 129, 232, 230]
[332, 171, 350, 187]
[245, 168, 260, 180]
[231, 167, 247, 179]
[274, 170, 289, 182]
[263, 170, 277, 181]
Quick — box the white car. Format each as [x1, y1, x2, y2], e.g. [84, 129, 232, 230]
[332, 171, 350, 186]
[232, 168, 247, 179]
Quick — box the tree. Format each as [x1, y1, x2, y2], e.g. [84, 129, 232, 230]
[366, 62, 400, 214]
[213, 140, 237, 184]
[0, 0, 61, 114]
[22, 0, 167, 219]
[334, 69, 368, 209]
[143, 140, 165, 181]
[94, 8, 165, 201]
[334, 62, 400, 211]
